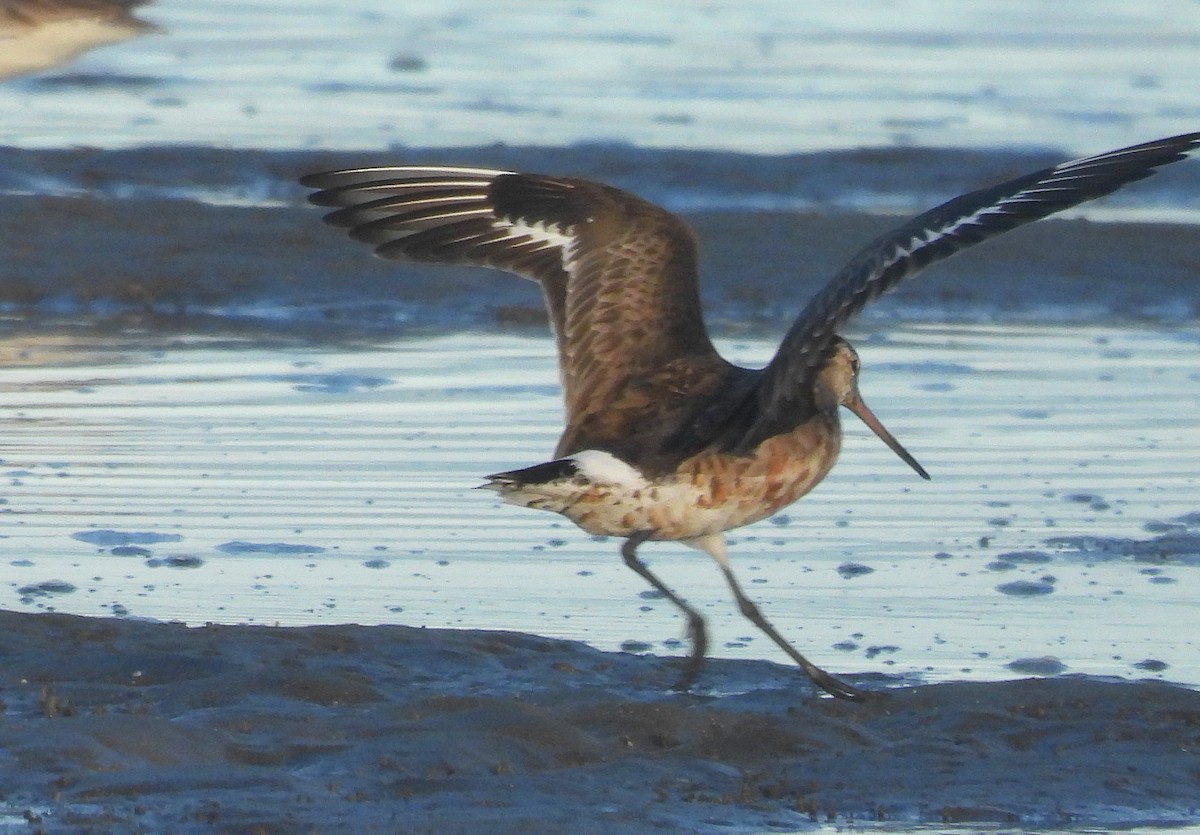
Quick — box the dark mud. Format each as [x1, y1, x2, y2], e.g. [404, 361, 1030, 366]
[1, 611, 1197, 833]
[3, 191, 1198, 340]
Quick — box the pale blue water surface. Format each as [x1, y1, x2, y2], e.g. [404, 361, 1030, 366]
[0, 0, 1197, 690]
[2, 0, 1199, 154]
[1, 3, 1199, 831]
[2, 325, 1196, 690]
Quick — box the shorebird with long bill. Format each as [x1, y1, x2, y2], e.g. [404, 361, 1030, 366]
[302, 132, 1199, 700]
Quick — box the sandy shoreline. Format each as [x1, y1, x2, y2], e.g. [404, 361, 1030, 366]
[0, 609, 1195, 833]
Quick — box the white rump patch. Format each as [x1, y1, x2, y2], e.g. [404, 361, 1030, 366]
[568, 450, 649, 489]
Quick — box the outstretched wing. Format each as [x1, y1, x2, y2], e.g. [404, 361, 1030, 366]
[728, 131, 1200, 452]
[301, 166, 725, 447]
[303, 165, 572, 337]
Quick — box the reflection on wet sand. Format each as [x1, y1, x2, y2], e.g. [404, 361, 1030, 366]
[0, 326, 1195, 690]
[0, 327, 138, 367]
[0, 0, 159, 80]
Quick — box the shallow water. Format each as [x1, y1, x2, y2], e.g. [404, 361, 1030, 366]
[2, 0, 1200, 154]
[4, 323, 1196, 689]
[1, 5, 1199, 829]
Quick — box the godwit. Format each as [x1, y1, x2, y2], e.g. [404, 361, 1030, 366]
[0, 0, 159, 80]
[302, 132, 1199, 700]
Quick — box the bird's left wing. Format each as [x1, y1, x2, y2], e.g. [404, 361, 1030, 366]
[726, 131, 1200, 452]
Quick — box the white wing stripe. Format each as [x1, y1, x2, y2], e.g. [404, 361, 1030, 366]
[505, 218, 577, 251]
[357, 207, 495, 229]
[327, 179, 493, 193]
[319, 166, 513, 179]
[312, 167, 583, 269]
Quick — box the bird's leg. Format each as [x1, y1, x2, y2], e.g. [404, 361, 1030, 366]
[719, 564, 866, 701]
[621, 531, 708, 691]
[686, 533, 867, 701]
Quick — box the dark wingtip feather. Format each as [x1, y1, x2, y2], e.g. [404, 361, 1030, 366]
[483, 458, 580, 487]
[728, 131, 1200, 454]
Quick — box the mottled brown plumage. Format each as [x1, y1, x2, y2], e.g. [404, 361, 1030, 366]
[302, 132, 1199, 699]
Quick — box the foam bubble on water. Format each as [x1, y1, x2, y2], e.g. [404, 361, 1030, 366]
[1006, 656, 1067, 675]
[996, 579, 1055, 597]
[16, 580, 76, 598]
[145, 555, 204, 569]
[71, 531, 184, 547]
[1047, 531, 1200, 565]
[216, 541, 327, 555]
[837, 562, 875, 579]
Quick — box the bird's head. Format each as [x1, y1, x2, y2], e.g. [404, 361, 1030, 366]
[819, 337, 930, 480]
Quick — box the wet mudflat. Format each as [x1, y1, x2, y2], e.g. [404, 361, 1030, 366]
[2, 2, 1198, 826]
[3, 610, 1199, 834]
[1, 326, 1196, 684]
[0, 324, 1196, 831]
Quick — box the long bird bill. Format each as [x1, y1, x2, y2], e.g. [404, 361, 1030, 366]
[842, 392, 930, 480]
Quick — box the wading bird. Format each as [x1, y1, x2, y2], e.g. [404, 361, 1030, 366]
[0, 0, 159, 80]
[302, 132, 1199, 700]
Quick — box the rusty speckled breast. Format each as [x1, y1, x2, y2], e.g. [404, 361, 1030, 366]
[679, 418, 843, 532]
[563, 418, 843, 541]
